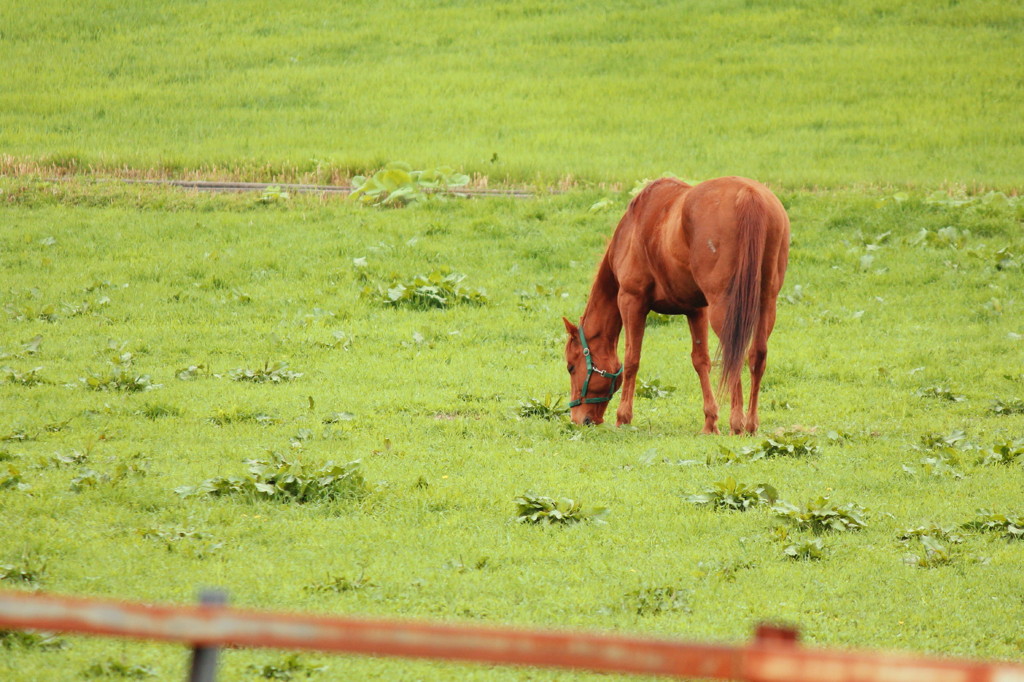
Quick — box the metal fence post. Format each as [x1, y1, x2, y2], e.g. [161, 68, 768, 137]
[187, 589, 228, 682]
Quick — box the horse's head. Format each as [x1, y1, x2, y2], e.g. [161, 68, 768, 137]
[562, 317, 622, 426]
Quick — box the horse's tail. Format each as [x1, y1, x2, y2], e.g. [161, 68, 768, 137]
[719, 185, 767, 392]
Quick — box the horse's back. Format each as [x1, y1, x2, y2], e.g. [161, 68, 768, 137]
[608, 176, 788, 311]
[623, 176, 787, 248]
[682, 176, 789, 298]
[683, 177, 788, 241]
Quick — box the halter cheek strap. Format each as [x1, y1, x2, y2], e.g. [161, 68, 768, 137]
[569, 326, 623, 408]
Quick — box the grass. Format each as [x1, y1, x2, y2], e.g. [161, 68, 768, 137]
[1, 2, 1022, 677]
[0, 0, 1022, 188]
[0, 179, 1022, 679]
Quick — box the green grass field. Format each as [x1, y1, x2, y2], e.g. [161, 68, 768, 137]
[1, 179, 1022, 680]
[1, 0, 1023, 679]
[1, 0, 1022, 187]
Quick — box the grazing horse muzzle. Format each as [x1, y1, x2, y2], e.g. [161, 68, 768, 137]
[568, 327, 622, 411]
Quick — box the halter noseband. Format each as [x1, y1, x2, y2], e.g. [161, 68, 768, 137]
[569, 326, 623, 408]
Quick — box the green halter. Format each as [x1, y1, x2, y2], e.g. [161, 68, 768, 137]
[569, 326, 623, 408]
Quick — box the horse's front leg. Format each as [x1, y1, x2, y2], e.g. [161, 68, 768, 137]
[615, 294, 647, 426]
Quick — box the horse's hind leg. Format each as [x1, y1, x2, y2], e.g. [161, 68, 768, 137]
[744, 305, 777, 434]
[687, 309, 719, 434]
[706, 303, 747, 435]
[745, 343, 766, 434]
[727, 376, 746, 435]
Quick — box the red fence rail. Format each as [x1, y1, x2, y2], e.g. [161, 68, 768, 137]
[1, 590, 1022, 681]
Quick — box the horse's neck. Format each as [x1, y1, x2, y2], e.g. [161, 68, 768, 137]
[582, 257, 622, 347]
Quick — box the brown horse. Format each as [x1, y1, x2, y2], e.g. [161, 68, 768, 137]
[563, 176, 789, 434]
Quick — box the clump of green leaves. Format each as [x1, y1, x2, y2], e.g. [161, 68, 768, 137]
[4, 302, 58, 322]
[782, 284, 807, 305]
[44, 449, 89, 468]
[513, 492, 608, 525]
[228, 361, 302, 383]
[176, 363, 210, 381]
[81, 660, 157, 679]
[783, 537, 826, 561]
[443, 556, 491, 573]
[0, 551, 47, 585]
[978, 439, 1024, 466]
[720, 432, 819, 462]
[1, 366, 48, 386]
[208, 406, 278, 426]
[41, 417, 71, 434]
[903, 535, 956, 568]
[69, 456, 148, 492]
[962, 510, 1024, 540]
[61, 297, 111, 318]
[989, 397, 1024, 415]
[915, 385, 966, 402]
[898, 523, 964, 567]
[684, 477, 778, 511]
[629, 174, 695, 197]
[367, 267, 488, 309]
[138, 402, 182, 420]
[692, 559, 757, 582]
[918, 430, 971, 451]
[988, 246, 1020, 271]
[350, 162, 469, 207]
[0, 465, 30, 491]
[772, 496, 868, 533]
[588, 197, 617, 213]
[0, 629, 67, 650]
[515, 283, 569, 311]
[247, 654, 327, 680]
[305, 571, 373, 594]
[82, 351, 157, 392]
[910, 225, 970, 249]
[175, 454, 369, 504]
[517, 394, 569, 420]
[898, 523, 965, 544]
[139, 525, 223, 558]
[904, 430, 976, 478]
[924, 190, 1020, 209]
[256, 184, 290, 204]
[68, 469, 111, 491]
[635, 377, 676, 399]
[0, 335, 43, 360]
[620, 585, 690, 616]
[0, 428, 33, 443]
[312, 331, 352, 351]
[645, 312, 676, 326]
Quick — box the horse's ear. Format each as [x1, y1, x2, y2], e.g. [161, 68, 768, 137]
[562, 317, 578, 336]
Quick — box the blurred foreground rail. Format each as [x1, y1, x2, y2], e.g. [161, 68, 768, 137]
[1, 590, 1022, 681]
